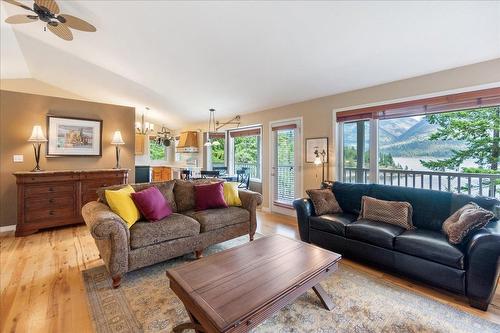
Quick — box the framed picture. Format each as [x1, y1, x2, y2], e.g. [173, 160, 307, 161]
[305, 137, 328, 163]
[47, 116, 102, 156]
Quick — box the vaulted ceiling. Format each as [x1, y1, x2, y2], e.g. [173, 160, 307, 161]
[1, 1, 500, 128]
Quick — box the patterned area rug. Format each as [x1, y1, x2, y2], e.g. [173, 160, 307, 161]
[83, 235, 500, 333]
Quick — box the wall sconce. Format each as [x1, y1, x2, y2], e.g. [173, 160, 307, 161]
[28, 125, 47, 172]
[314, 148, 327, 183]
[111, 130, 125, 169]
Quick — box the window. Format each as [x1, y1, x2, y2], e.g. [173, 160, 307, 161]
[229, 127, 262, 180]
[336, 87, 500, 197]
[149, 137, 166, 160]
[210, 133, 226, 168]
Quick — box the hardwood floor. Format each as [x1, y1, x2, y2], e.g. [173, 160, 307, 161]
[1, 211, 499, 333]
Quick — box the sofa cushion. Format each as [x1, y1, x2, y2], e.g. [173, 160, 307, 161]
[442, 202, 494, 244]
[185, 207, 249, 232]
[129, 213, 200, 249]
[174, 179, 215, 212]
[346, 219, 405, 249]
[306, 189, 343, 215]
[332, 182, 372, 215]
[310, 213, 357, 236]
[395, 229, 464, 269]
[194, 182, 228, 211]
[98, 180, 177, 212]
[359, 196, 414, 230]
[369, 184, 452, 231]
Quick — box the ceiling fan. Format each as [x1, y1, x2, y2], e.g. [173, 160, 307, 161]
[3, 0, 96, 41]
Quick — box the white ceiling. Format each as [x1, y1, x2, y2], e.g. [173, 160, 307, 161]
[1, 1, 500, 128]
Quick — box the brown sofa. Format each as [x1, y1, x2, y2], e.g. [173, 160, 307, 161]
[81, 179, 262, 287]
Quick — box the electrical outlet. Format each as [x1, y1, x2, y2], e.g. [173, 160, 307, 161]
[13, 154, 24, 162]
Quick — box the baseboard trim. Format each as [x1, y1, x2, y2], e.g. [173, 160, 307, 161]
[260, 206, 271, 212]
[0, 225, 16, 233]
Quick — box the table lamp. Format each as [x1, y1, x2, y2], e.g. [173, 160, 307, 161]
[28, 125, 47, 172]
[111, 130, 125, 169]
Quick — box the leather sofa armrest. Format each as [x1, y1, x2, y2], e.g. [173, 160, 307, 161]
[293, 198, 315, 242]
[238, 189, 263, 238]
[81, 201, 130, 277]
[464, 220, 500, 308]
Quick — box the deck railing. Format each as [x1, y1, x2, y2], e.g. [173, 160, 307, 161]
[343, 167, 500, 198]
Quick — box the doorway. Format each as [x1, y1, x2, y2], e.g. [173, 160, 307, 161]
[270, 118, 302, 216]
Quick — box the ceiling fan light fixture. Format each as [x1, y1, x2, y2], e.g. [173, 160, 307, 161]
[3, 0, 96, 41]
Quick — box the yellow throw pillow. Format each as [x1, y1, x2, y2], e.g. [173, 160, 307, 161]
[105, 185, 141, 228]
[223, 182, 242, 206]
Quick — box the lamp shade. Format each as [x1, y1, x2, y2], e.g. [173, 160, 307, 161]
[28, 125, 47, 142]
[111, 130, 125, 145]
[314, 156, 322, 165]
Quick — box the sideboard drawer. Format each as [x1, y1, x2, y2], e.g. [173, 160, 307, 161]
[25, 196, 75, 210]
[25, 206, 76, 223]
[80, 172, 126, 180]
[21, 174, 78, 183]
[24, 183, 76, 198]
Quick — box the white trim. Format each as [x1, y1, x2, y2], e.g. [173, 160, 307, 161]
[332, 82, 500, 114]
[269, 117, 303, 215]
[0, 225, 16, 233]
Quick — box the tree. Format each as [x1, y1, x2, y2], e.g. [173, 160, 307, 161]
[421, 106, 500, 171]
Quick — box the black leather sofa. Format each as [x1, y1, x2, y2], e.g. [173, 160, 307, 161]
[293, 182, 500, 310]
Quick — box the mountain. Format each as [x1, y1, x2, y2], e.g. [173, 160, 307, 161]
[342, 116, 465, 158]
[396, 118, 438, 142]
[343, 117, 419, 146]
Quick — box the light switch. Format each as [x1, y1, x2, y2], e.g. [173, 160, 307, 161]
[13, 154, 24, 162]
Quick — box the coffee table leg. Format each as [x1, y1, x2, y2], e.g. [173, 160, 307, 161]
[173, 309, 205, 333]
[312, 284, 334, 311]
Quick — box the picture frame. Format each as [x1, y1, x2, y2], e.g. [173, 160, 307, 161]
[305, 137, 328, 163]
[46, 116, 102, 156]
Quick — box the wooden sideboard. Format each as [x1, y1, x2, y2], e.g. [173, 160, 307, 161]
[13, 169, 129, 236]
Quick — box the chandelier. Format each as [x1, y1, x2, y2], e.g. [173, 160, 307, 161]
[204, 108, 221, 147]
[136, 107, 154, 135]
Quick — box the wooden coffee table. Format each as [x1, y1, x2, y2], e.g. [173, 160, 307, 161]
[166, 235, 341, 333]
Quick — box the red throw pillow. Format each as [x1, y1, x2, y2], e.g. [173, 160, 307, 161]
[131, 186, 172, 222]
[194, 182, 228, 211]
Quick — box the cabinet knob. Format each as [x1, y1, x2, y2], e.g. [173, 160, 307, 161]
[48, 187, 54, 192]
[49, 210, 55, 215]
[49, 199, 54, 203]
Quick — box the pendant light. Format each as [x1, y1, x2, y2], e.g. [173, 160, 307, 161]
[204, 108, 221, 147]
[136, 107, 154, 135]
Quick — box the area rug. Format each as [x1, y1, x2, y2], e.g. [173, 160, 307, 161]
[83, 235, 499, 333]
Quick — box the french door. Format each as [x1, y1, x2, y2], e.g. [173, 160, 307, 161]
[270, 118, 302, 215]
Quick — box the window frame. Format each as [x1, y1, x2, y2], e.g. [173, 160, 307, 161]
[227, 125, 263, 182]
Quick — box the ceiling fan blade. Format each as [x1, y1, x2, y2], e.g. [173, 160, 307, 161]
[2, 0, 33, 11]
[58, 14, 96, 32]
[5, 14, 38, 24]
[35, 0, 59, 14]
[47, 22, 72, 41]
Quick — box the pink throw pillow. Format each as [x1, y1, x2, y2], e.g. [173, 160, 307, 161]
[194, 182, 228, 211]
[131, 186, 172, 222]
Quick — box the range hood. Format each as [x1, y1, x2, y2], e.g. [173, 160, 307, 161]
[176, 131, 199, 153]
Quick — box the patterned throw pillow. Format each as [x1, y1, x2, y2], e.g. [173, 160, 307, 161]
[359, 196, 414, 230]
[442, 202, 494, 244]
[306, 189, 343, 215]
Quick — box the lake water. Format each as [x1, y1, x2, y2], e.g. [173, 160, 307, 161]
[392, 157, 478, 171]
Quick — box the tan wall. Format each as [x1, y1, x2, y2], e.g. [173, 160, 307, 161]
[0, 90, 135, 227]
[186, 58, 500, 209]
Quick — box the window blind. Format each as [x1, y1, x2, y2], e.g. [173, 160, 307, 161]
[229, 128, 261, 138]
[336, 87, 500, 122]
